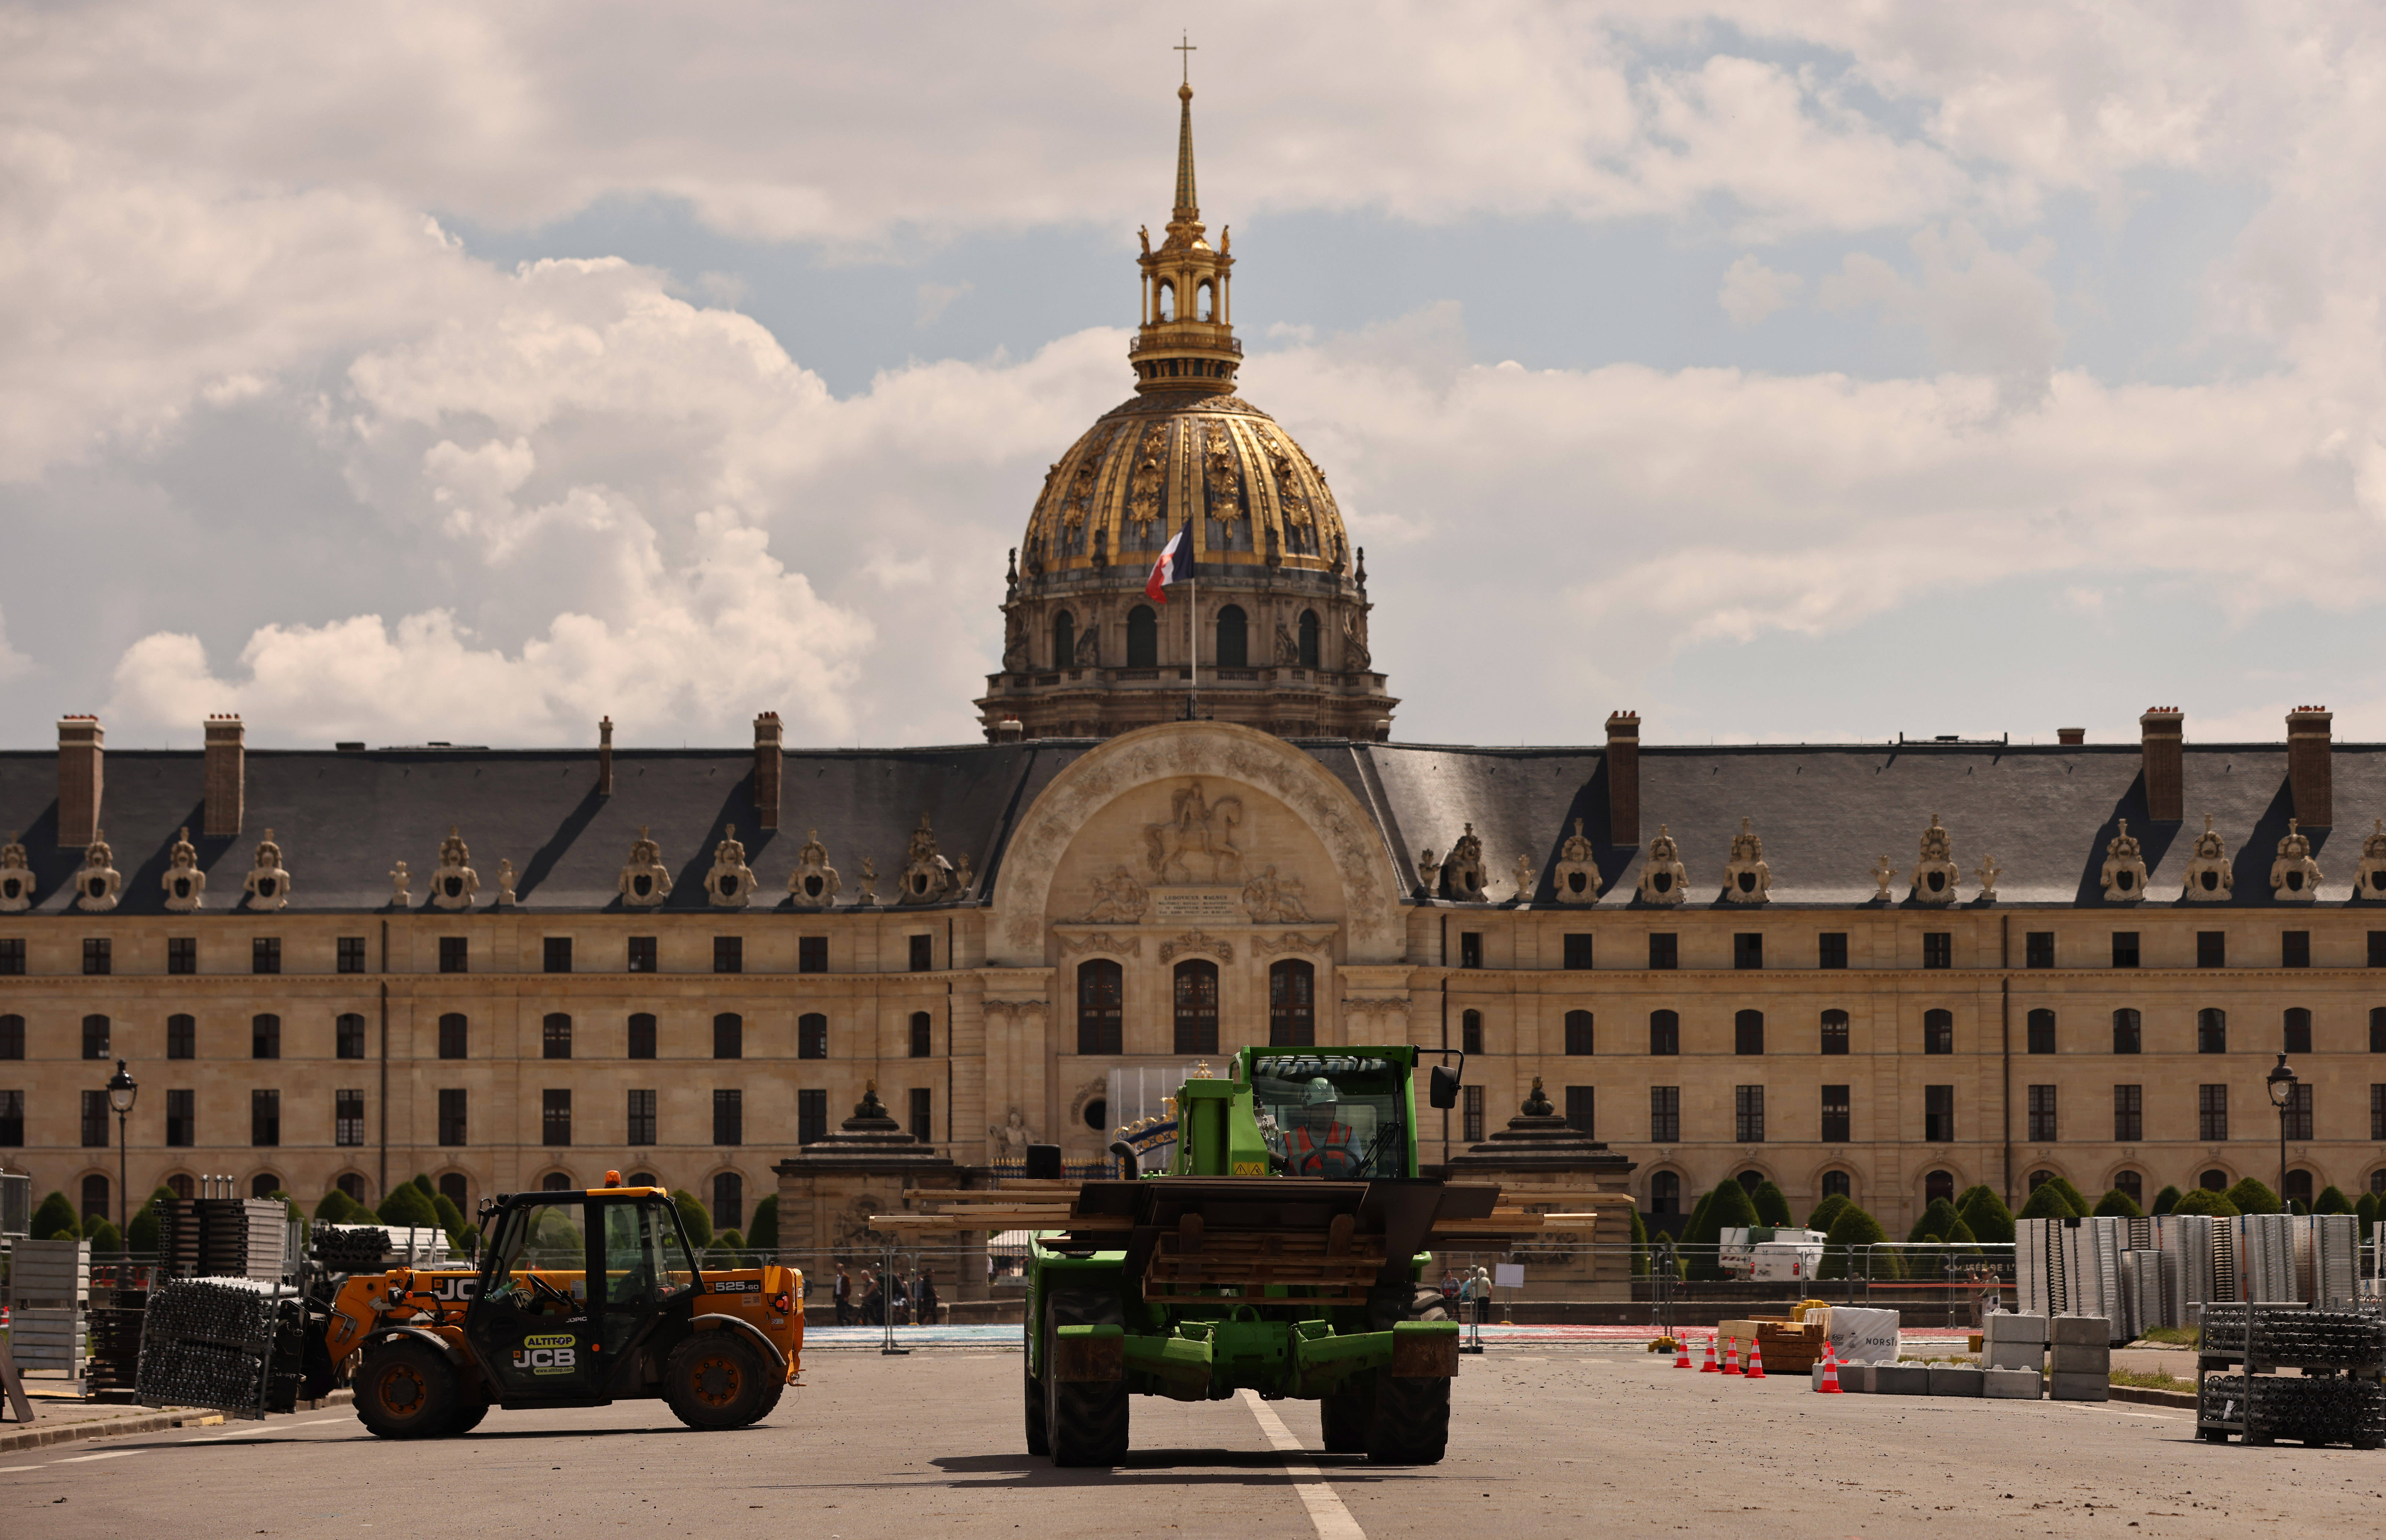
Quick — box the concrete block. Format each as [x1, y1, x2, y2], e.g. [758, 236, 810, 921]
[2051, 1316, 2111, 1346]
[2049, 1343, 2110, 1375]
[1984, 1312, 2049, 1345]
[2049, 1371, 2110, 1402]
[1983, 1368, 2042, 1400]
[1928, 1366, 1985, 1397]
[1839, 1364, 1875, 1394]
[1986, 1340, 2045, 1372]
[1872, 1364, 1931, 1396]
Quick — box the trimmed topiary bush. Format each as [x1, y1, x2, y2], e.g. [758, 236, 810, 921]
[2093, 1188, 2144, 1218]
[2315, 1185, 2352, 1215]
[2045, 1176, 2092, 1217]
[31, 1191, 77, 1241]
[314, 1189, 360, 1223]
[1628, 1204, 1650, 1277]
[376, 1181, 439, 1230]
[2169, 1188, 2239, 1218]
[2015, 1182, 2078, 1222]
[1908, 1197, 1964, 1247]
[2223, 1177, 2280, 1216]
[672, 1189, 713, 1249]
[1750, 1180, 1794, 1227]
[2357, 1191, 2379, 1239]
[746, 1194, 779, 1254]
[1957, 1186, 2015, 1246]
[1805, 1193, 1854, 1235]
[1820, 1204, 1899, 1281]
[2151, 1185, 2182, 1216]
[1684, 1181, 1758, 1281]
[86, 1218, 124, 1253]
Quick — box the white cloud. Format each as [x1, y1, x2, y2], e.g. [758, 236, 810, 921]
[1717, 255, 1803, 326]
[915, 280, 972, 327]
[1819, 222, 2064, 411]
[0, 606, 31, 683]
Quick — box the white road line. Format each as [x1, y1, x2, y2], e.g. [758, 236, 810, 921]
[193, 1417, 349, 1441]
[1239, 1390, 1367, 1540]
[49, 1450, 143, 1464]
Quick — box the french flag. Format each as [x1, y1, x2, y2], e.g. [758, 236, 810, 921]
[1145, 521, 1193, 603]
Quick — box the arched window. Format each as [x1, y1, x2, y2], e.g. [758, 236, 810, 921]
[166, 1173, 194, 1200]
[1269, 959, 1315, 1047]
[2114, 1170, 2143, 1207]
[628, 1171, 657, 1189]
[252, 1013, 280, 1060]
[1216, 604, 1247, 667]
[2113, 1008, 2142, 1054]
[1127, 605, 1159, 667]
[1820, 1009, 1849, 1054]
[1735, 1170, 1764, 1195]
[438, 1013, 467, 1060]
[1924, 1170, 1955, 1205]
[1173, 959, 1219, 1054]
[81, 1172, 109, 1221]
[338, 1172, 369, 1203]
[910, 1010, 933, 1058]
[335, 1012, 366, 1060]
[2027, 1008, 2056, 1055]
[713, 1171, 745, 1232]
[1564, 1009, 1594, 1056]
[2283, 1007, 2312, 1055]
[82, 1013, 110, 1060]
[628, 1012, 657, 1060]
[2197, 1008, 2227, 1054]
[2200, 1168, 2229, 1192]
[1157, 280, 1174, 321]
[2028, 1169, 2054, 1192]
[1734, 1010, 1764, 1055]
[1923, 1009, 1954, 1055]
[798, 1013, 827, 1060]
[1822, 1170, 1852, 1200]
[1198, 280, 1215, 321]
[1052, 610, 1076, 669]
[543, 1012, 572, 1060]
[1297, 610, 1320, 668]
[0, 1013, 21, 1060]
[1077, 959, 1123, 1055]
[1462, 1009, 1484, 1054]
[2283, 1170, 2314, 1212]
[1651, 1171, 1681, 1215]
[714, 1012, 743, 1060]
[540, 1171, 573, 1192]
[166, 1013, 195, 1060]
[1649, 1010, 1679, 1055]
[437, 1173, 464, 1209]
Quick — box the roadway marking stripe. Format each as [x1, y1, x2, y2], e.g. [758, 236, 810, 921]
[49, 1450, 142, 1463]
[1238, 1390, 1367, 1540]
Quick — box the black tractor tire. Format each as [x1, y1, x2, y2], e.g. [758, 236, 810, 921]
[1044, 1291, 1129, 1467]
[1320, 1375, 1374, 1454]
[446, 1392, 492, 1435]
[1366, 1287, 1451, 1465]
[355, 1340, 461, 1440]
[1023, 1312, 1050, 1456]
[661, 1333, 775, 1430]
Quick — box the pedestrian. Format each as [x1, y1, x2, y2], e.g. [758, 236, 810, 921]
[889, 1269, 909, 1326]
[916, 1268, 941, 1327]
[860, 1268, 884, 1326]
[833, 1262, 853, 1326]
[1466, 1266, 1491, 1347]
[1440, 1268, 1460, 1304]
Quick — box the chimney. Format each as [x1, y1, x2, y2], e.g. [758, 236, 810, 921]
[753, 712, 783, 830]
[203, 715, 244, 837]
[597, 717, 614, 797]
[1605, 711, 1641, 847]
[2056, 727, 2085, 745]
[57, 716, 103, 848]
[2286, 705, 2333, 826]
[2139, 707, 2183, 821]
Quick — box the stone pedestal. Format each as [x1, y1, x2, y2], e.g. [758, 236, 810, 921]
[1435, 1080, 1640, 1303]
[771, 1084, 986, 1308]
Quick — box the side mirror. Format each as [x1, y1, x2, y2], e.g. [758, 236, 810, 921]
[1428, 1055, 1465, 1110]
[1108, 1140, 1140, 1177]
[1024, 1143, 1063, 1180]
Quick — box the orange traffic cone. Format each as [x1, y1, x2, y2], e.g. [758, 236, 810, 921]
[1720, 1334, 1742, 1376]
[1814, 1338, 1843, 1394]
[1674, 1333, 1692, 1369]
[1699, 1331, 1719, 1373]
[1745, 1335, 1767, 1380]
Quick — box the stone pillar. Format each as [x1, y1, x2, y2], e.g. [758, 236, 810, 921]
[203, 714, 244, 837]
[57, 716, 103, 848]
[2287, 706, 2333, 827]
[1604, 711, 1640, 847]
[2140, 708, 2183, 822]
[753, 712, 783, 830]
[597, 716, 614, 797]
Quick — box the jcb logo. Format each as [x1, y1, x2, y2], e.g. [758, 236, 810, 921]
[512, 1346, 577, 1373]
[427, 1276, 478, 1302]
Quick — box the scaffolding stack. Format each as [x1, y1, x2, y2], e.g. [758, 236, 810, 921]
[156, 1198, 290, 1282]
[135, 1276, 304, 1421]
[2196, 1303, 2386, 1449]
[3, 1237, 91, 1388]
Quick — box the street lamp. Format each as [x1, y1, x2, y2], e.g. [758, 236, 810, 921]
[105, 1059, 137, 1236]
[2265, 1052, 2297, 1215]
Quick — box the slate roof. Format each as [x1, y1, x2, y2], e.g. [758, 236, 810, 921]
[2, 737, 2377, 914]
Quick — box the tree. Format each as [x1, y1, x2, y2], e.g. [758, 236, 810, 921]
[1750, 1180, 1793, 1227]
[2151, 1185, 2183, 1216]
[432, 1193, 467, 1242]
[128, 1198, 161, 1253]
[1819, 1205, 1899, 1281]
[1678, 1187, 1716, 1278]
[87, 1218, 124, 1253]
[2092, 1188, 2144, 1218]
[2223, 1177, 2280, 1216]
[1628, 1204, 1650, 1277]
[1684, 1182, 1757, 1281]
[2357, 1191, 2379, 1240]
[746, 1194, 779, 1254]
[2015, 1182, 2077, 1222]
[2169, 1188, 2240, 1218]
[1908, 1197, 1964, 1247]
[377, 1182, 440, 1230]
[1805, 1193, 1854, 1236]
[411, 1173, 436, 1198]
[717, 1229, 746, 1252]
[672, 1189, 713, 1249]
[315, 1189, 361, 1224]
[2044, 1176, 2092, 1218]
[1956, 1186, 2015, 1246]
[2315, 1185, 2353, 1216]
[31, 1191, 77, 1241]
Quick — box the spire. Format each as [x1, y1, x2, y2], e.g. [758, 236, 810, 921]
[1131, 57, 1239, 397]
[1174, 83, 1198, 221]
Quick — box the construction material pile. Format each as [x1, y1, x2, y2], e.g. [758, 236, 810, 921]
[309, 1225, 394, 1272]
[2202, 1375, 2386, 1449]
[156, 1198, 288, 1282]
[2196, 1303, 2386, 1449]
[2019, 1212, 2363, 1344]
[86, 1283, 148, 1394]
[135, 1277, 303, 1419]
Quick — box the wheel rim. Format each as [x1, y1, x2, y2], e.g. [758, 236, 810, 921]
[377, 1363, 427, 1417]
[688, 1352, 744, 1407]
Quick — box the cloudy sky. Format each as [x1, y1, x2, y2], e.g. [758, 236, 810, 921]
[5, 2, 2384, 753]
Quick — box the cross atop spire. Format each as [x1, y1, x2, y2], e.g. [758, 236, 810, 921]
[1175, 31, 1196, 85]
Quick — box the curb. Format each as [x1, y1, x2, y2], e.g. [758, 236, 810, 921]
[2108, 1384, 2198, 1409]
[0, 1391, 352, 1455]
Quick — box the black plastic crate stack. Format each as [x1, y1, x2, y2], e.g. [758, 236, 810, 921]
[135, 1277, 302, 1419]
[85, 1284, 150, 1394]
[2196, 1303, 2386, 1448]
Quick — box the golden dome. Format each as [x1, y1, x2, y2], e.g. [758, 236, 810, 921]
[1021, 390, 1351, 578]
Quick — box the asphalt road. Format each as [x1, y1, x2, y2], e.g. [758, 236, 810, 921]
[5, 1351, 2382, 1539]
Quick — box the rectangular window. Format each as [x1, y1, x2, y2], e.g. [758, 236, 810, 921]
[0, 937, 23, 975]
[0, 1089, 21, 1146]
[1648, 1010, 1679, 1056]
[2113, 1084, 2143, 1142]
[1462, 1084, 1485, 1142]
[1820, 1010, 1850, 1055]
[2026, 1009, 2056, 1055]
[168, 936, 197, 975]
[1922, 932, 1952, 970]
[911, 1012, 934, 1058]
[2027, 1084, 2058, 1142]
[542, 1088, 572, 1147]
[714, 1014, 744, 1060]
[338, 936, 367, 974]
[713, 936, 742, 975]
[543, 937, 573, 974]
[2197, 931, 2226, 968]
[2373, 1084, 2386, 1141]
[1562, 933, 1593, 970]
[1648, 933, 1678, 970]
[798, 936, 828, 974]
[82, 1089, 109, 1147]
[2282, 931, 2311, 969]
[1650, 1085, 1680, 1143]
[438, 1013, 467, 1060]
[2372, 931, 2386, 968]
[1923, 1010, 1954, 1055]
[247, 936, 279, 975]
[627, 935, 658, 973]
[628, 1013, 657, 1060]
[2198, 1009, 2227, 1054]
[908, 1087, 933, 1142]
[1820, 1084, 1851, 1144]
[1733, 1085, 1766, 1143]
[1734, 1011, 1764, 1055]
[2198, 1084, 2229, 1142]
[1818, 932, 1847, 970]
[543, 1014, 572, 1060]
[798, 1014, 827, 1060]
[167, 1088, 196, 1148]
[82, 1013, 109, 1060]
[1461, 1011, 1484, 1055]
[1459, 932, 1483, 970]
[1563, 1086, 1594, 1136]
[2285, 1081, 2314, 1142]
[1563, 1011, 1594, 1055]
[628, 1089, 657, 1145]
[2025, 931, 2055, 969]
[84, 937, 111, 976]
[797, 1088, 828, 1146]
[2284, 1008, 2312, 1056]
[0, 1016, 15, 1061]
[337, 1013, 366, 1060]
[436, 936, 465, 974]
[1923, 1084, 1955, 1142]
[2113, 1009, 2142, 1054]
[1734, 933, 1763, 970]
[251, 1088, 280, 1148]
[438, 1088, 467, 1146]
[167, 1014, 195, 1060]
[335, 1089, 364, 1148]
[714, 1088, 743, 1147]
[2113, 932, 2141, 969]
[908, 934, 933, 972]
[251, 1014, 280, 1060]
